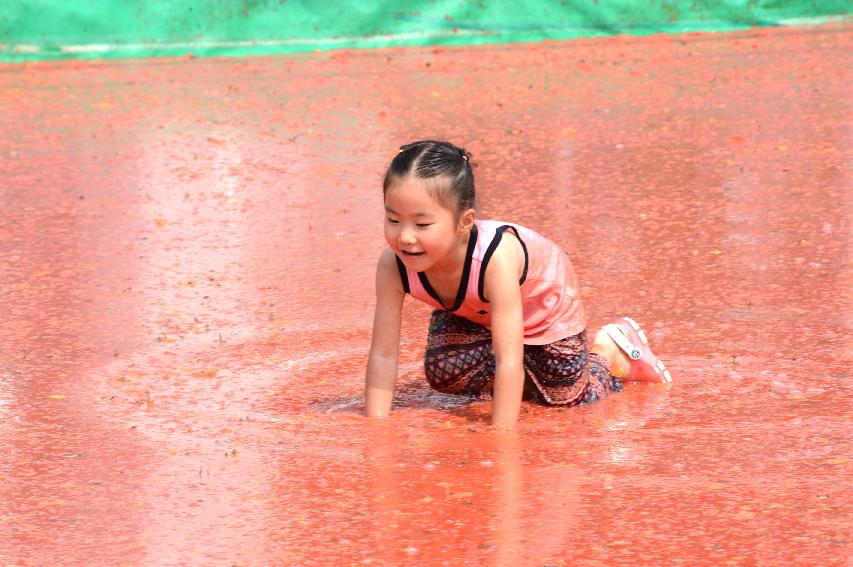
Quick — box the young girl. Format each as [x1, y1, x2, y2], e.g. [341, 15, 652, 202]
[365, 140, 671, 429]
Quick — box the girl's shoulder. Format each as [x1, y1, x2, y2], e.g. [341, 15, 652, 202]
[475, 218, 537, 235]
[474, 219, 537, 254]
[476, 219, 559, 249]
[375, 246, 406, 294]
[377, 245, 397, 267]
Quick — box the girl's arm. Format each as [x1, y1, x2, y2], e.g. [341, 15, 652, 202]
[483, 235, 526, 429]
[365, 247, 405, 418]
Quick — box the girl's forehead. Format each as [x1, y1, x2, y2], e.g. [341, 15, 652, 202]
[385, 178, 456, 216]
[385, 189, 437, 212]
[385, 177, 435, 202]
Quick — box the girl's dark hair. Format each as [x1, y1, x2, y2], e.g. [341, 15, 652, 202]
[382, 140, 475, 216]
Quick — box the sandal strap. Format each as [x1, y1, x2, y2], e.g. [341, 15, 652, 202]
[604, 324, 642, 360]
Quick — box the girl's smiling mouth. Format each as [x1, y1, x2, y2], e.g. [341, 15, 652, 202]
[401, 250, 425, 256]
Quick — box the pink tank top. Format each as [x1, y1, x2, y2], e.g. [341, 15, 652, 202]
[396, 219, 586, 345]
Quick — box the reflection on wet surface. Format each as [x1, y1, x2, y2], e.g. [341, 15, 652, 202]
[1, 24, 850, 565]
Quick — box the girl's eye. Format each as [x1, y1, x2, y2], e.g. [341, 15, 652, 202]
[416, 223, 433, 229]
[386, 218, 399, 224]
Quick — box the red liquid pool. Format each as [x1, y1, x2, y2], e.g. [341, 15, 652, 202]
[0, 23, 850, 565]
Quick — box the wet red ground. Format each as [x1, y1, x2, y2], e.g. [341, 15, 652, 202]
[1, 24, 851, 566]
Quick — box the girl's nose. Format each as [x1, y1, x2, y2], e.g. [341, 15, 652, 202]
[400, 228, 416, 245]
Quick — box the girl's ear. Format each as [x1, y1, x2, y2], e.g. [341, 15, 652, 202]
[457, 208, 476, 234]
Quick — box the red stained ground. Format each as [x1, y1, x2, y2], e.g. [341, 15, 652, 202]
[1, 24, 851, 566]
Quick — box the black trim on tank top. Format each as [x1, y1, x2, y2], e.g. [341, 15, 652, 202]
[418, 225, 478, 311]
[394, 255, 410, 294]
[478, 225, 529, 303]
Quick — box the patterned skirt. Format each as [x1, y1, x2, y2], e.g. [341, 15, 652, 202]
[424, 310, 623, 406]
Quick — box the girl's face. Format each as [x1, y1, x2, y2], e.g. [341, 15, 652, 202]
[384, 175, 473, 273]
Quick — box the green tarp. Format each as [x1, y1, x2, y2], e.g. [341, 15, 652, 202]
[1, 0, 849, 61]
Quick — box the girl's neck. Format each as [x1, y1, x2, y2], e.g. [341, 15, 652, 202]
[425, 231, 471, 281]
